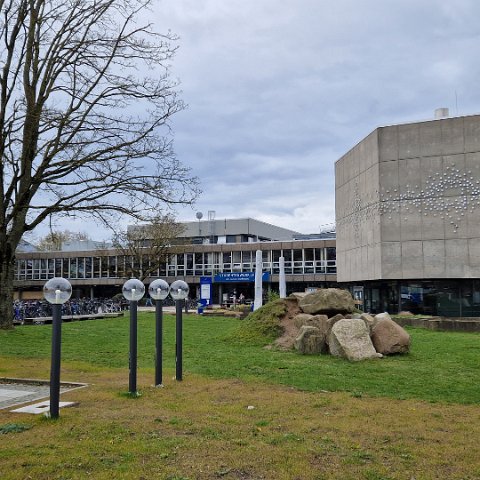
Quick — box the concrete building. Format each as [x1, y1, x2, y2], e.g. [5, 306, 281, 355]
[336, 112, 480, 316]
[14, 218, 336, 302]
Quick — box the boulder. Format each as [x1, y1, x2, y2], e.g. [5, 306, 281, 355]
[360, 313, 377, 334]
[299, 288, 355, 316]
[294, 326, 327, 354]
[306, 314, 329, 334]
[371, 318, 411, 354]
[329, 319, 382, 361]
[293, 313, 315, 329]
[374, 312, 393, 323]
[325, 314, 345, 344]
[289, 292, 308, 301]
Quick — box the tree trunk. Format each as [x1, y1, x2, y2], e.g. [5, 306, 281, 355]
[0, 246, 16, 330]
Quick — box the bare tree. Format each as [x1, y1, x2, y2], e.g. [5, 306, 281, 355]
[36, 229, 90, 251]
[111, 215, 184, 281]
[0, 0, 199, 328]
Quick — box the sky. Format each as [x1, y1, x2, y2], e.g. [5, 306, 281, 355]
[38, 0, 480, 240]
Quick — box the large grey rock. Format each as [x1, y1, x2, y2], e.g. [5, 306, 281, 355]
[371, 318, 411, 354]
[293, 313, 315, 329]
[325, 314, 345, 344]
[294, 326, 327, 354]
[329, 319, 382, 361]
[299, 288, 355, 315]
[307, 314, 329, 334]
[360, 313, 377, 334]
[289, 292, 308, 301]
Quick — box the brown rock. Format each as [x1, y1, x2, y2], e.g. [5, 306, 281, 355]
[371, 318, 411, 354]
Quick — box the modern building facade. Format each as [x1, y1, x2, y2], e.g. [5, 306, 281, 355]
[15, 113, 480, 317]
[336, 113, 480, 316]
[14, 218, 337, 303]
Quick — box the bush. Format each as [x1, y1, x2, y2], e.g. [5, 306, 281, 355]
[228, 299, 287, 344]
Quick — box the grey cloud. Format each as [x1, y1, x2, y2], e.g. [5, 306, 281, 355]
[36, 0, 480, 238]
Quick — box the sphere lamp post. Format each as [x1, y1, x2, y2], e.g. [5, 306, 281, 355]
[170, 280, 189, 381]
[122, 278, 145, 394]
[43, 277, 72, 419]
[148, 279, 170, 387]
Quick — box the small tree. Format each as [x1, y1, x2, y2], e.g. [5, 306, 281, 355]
[0, 1, 199, 328]
[112, 215, 184, 281]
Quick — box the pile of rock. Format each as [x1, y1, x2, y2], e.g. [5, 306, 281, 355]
[291, 289, 410, 361]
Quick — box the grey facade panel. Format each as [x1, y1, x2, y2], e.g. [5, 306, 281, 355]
[336, 113, 480, 282]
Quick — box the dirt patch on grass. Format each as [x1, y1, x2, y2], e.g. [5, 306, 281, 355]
[272, 298, 302, 350]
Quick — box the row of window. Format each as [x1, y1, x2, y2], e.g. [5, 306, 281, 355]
[15, 248, 337, 281]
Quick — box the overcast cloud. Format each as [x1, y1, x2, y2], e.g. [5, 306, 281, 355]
[43, 0, 480, 239]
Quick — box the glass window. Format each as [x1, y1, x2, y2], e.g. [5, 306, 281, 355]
[93, 257, 101, 277]
[117, 256, 125, 277]
[40, 259, 48, 279]
[304, 249, 314, 261]
[327, 247, 336, 261]
[85, 257, 92, 278]
[62, 259, 69, 278]
[159, 261, 167, 276]
[32, 259, 40, 280]
[77, 258, 85, 279]
[186, 253, 193, 275]
[69, 258, 77, 279]
[55, 258, 62, 277]
[108, 256, 116, 277]
[101, 257, 109, 277]
[293, 249, 303, 262]
[194, 252, 203, 275]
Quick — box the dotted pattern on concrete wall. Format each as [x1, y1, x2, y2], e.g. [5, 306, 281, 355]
[337, 162, 480, 238]
[379, 162, 480, 233]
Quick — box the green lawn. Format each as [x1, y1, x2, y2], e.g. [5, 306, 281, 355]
[1, 311, 479, 404]
[1, 312, 480, 480]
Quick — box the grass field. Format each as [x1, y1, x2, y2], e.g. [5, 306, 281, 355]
[0, 312, 479, 479]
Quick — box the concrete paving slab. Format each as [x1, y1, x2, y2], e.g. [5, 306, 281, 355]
[0, 389, 36, 401]
[11, 401, 76, 415]
[0, 378, 87, 410]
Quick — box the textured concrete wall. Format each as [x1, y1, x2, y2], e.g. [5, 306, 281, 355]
[336, 114, 480, 281]
[336, 130, 381, 281]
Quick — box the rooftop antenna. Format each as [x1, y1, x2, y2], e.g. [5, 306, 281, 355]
[195, 211, 203, 236]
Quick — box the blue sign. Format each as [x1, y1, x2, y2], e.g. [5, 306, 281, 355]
[214, 272, 270, 283]
[200, 276, 212, 304]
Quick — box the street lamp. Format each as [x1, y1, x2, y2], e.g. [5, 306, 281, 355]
[148, 279, 170, 387]
[43, 277, 72, 419]
[122, 278, 145, 394]
[170, 280, 189, 381]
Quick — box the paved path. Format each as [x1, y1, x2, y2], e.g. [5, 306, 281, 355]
[0, 380, 84, 410]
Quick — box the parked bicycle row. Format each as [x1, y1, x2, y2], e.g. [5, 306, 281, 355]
[13, 295, 201, 324]
[13, 297, 123, 323]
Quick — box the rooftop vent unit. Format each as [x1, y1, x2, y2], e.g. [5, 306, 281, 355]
[434, 107, 449, 119]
